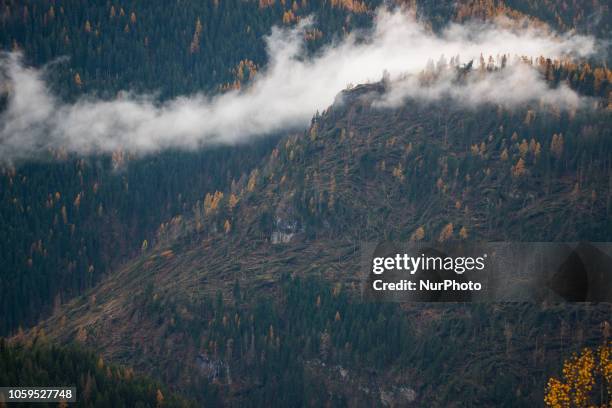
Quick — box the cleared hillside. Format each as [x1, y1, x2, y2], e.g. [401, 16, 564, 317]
[30, 68, 612, 405]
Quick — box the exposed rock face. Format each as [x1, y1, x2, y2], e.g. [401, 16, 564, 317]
[380, 386, 417, 406]
[196, 354, 223, 380]
[271, 218, 297, 243]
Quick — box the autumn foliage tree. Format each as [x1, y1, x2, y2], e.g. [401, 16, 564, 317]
[544, 342, 611, 407]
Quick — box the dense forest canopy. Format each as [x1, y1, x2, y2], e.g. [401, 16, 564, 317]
[0, 337, 194, 406]
[0, 0, 377, 98]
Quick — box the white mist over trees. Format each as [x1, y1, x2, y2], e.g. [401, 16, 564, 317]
[0, 8, 598, 161]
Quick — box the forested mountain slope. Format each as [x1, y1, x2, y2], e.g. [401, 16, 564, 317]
[0, 0, 376, 98]
[1, 1, 611, 405]
[0, 337, 195, 406]
[1, 0, 609, 336]
[0, 142, 280, 334]
[30, 63, 612, 405]
[0, 0, 379, 336]
[1, 0, 608, 99]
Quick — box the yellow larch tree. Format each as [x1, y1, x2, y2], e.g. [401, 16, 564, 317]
[500, 148, 509, 161]
[512, 158, 526, 177]
[411, 226, 425, 241]
[247, 169, 259, 192]
[551, 133, 564, 159]
[519, 139, 529, 158]
[438, 223, 453, 242]
[544, 343, 611, 408]
[228, 193, 239, 210]
[156, 389, 164, 407]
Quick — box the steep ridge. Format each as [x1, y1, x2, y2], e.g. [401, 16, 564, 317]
[30, 66, 612, 405]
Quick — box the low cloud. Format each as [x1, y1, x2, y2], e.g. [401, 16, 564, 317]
[0, 8, 598, 161]
[377, 61, 584, 109]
